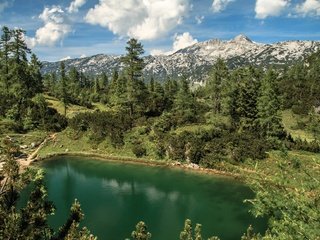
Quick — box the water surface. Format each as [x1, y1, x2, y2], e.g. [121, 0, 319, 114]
[36, 156, 267, 239]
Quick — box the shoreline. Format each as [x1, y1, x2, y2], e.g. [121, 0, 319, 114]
[33, 151, 243, 180]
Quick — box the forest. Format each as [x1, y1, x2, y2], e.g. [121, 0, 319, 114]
[0, 26, 319, 239]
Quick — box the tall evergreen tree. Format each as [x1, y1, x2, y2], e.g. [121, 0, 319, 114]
[29, 53, 44, 95]
[229, 67, 261, 131]
[207, 58, 229, 114]
[257, 69, 283, 139]
[59, 61, 70, 116]
[173, 77, 197, 124]
[0, 26, 13, 93]
[121, 38, 146, 117]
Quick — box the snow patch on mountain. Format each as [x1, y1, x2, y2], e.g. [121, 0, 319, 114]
[42, 35, 320, 84]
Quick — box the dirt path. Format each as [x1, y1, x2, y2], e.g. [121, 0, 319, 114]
[18, 133, 56, 168]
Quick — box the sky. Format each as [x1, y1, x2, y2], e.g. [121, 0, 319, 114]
[0, 0, 319, 62]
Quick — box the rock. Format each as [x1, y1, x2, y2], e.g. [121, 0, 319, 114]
[60, 145, 63, 148]
[20, 145, 28, 149]
[65, 149, 69, 152]
[30, 142, 36, 148]
[188, 163, 200, 170]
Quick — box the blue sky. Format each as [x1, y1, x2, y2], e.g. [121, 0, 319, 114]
[0, 0, 319, 61]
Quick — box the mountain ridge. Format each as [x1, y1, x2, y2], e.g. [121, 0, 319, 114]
[42, 35, 320, 84]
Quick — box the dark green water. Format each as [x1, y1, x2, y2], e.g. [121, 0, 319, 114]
[32, 156, 267, 239]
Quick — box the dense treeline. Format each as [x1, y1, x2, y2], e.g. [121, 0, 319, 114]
[1, 25, 320, 161]
[0, 26, 67, 133]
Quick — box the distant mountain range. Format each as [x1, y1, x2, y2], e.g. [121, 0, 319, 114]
[42, 35, 320, 85]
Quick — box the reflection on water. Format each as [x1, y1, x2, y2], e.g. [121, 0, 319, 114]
[34, 156, 267, 240]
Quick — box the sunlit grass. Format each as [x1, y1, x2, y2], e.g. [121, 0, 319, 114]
[282, 109, 314, 142]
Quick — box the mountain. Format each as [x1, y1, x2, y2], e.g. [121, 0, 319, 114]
[42, 35, 320, 84]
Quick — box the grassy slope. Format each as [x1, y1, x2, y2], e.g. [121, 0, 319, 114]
[282, 109, 315, 142]
[45, 95, 109, 118]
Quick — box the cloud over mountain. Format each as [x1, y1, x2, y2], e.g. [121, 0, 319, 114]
[27, 6, 72, 47]
[255, 0, 290, 19]
[85, 0, 191, 40]
[151, 32, 198, 56]
[296, 0, 320, 17]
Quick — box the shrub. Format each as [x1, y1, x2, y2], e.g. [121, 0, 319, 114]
[132, 143, 147, 158]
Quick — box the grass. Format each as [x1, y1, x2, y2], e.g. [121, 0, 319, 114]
[282, 109, 315, 142]
[38, 128, 155, 160]
[44, 95, 109, 118]
[0, 130, 47, 155]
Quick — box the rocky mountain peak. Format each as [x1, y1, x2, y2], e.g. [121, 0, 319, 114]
[232, 34, 253, 43]
[41, 36, 320, 85]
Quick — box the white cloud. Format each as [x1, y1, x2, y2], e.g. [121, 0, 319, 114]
[150, 49, 167, 56]
[212, 0, 234, 13]
[195, 15, 204, 24]
[68, 0, 87, 13]
[60, 56, 71, 61]
[85, 0, 191, 40]
[296, 0, 320, 16]
[27, 6, 72, 48]
[255, 0, 290, 19]
[172, 32, 198, 52]
[151, 32, 198, 56]
[80, 54, 87, 58]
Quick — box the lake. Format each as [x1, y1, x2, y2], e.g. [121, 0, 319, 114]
[33, 156, 267, 239]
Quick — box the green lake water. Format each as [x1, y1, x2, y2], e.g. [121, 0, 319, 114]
[30, 156, 267, 239]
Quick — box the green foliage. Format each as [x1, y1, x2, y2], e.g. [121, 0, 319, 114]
[132, 141, 147, 158]
[69, 111, 131, 146]
[0, 139, 96, 240]
[172, 77, 198, 125]
[246, 154, 320, 240]
[180, 219, 193, 240]
[306, 108, 320, 141]
[131, 221, 152, 240]
[240, 225, 261, 240]
[180, 219, 221, 240]
[206, 58, 229, 114]
[256, 69, 284, 140]
[120, 38, 148, 118]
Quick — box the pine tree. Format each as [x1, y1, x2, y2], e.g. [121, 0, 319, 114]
[229, 67, 261, 131]
[20, 170, 55, 239]
[180, 219, 193, 240]
[207, 58, 229, 114]
[59, 61, 70, 116]
[173, 77, 197, 124]
[257, 69, 283, 139]
[29, 53, 44, 95]
[9, 28, 32, 124]
[0, 26, 13, 93]
[131, 221, 152, 240]
[121, 38, 146, 117]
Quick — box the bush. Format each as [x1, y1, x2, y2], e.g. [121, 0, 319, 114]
[132, 143, 147, 158]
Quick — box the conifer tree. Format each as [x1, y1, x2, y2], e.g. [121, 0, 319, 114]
[131, 221, 152, 240]
[20, 170, 55, 239]
[29, 53, 44, 95]
[59, 61, 70, 116]
[257, 69, 283, 139]
[121, 38, 146, 117]
[207, 58, 229, 114]
[229, 67, 261, 131]
[180, 219, 193, 240]
[173, 77, 197, 124]
[0, 26, 13, 93]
